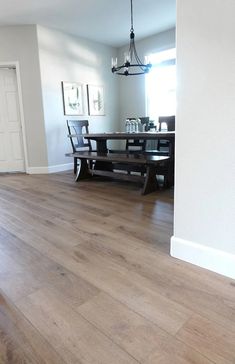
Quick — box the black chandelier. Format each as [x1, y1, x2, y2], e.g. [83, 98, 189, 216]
[111, 0, 152, 76]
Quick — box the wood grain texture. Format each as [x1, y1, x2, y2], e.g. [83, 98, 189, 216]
[17, 287, 138, 364]
[176, 315, 235, 364]
[0, 291, 65, 363]
[0, 171, 234, 364]
[77, 292, 212, 364]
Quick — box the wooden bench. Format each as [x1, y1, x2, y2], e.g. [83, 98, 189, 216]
[66, 151, 170, 195]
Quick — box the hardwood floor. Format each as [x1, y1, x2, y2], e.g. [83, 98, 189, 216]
[0, 172, 234, 363]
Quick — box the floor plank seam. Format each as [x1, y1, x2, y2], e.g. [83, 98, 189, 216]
[0, 288, 66, 364]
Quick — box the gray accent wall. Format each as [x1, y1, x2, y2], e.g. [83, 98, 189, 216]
[37, 26, 119, 167]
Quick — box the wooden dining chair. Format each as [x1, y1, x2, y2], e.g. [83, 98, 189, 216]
[110, 138, 146, 175]
[144, 116, 175, 187]
[67, 120, 92, 174]
[125, 138, 146, 152]
[159, 115, 175, 132]
[110, 117, 147, 175]
[157, 115, 175, 152]
[155, 116, 175, 186]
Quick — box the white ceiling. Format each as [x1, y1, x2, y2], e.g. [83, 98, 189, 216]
[0, 0, 176, 47]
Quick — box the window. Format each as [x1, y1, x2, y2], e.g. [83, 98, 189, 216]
[146, 48, 176, 122]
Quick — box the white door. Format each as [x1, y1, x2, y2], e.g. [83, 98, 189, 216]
[0, 68, 25, 172]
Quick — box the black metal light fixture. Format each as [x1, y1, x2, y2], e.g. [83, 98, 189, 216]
[111, 0, 152, 76]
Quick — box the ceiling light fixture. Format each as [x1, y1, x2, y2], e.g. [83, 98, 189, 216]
[111, 0, 152, 76]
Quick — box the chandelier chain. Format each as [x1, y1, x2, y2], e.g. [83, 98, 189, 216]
[130, 0, 134, 31]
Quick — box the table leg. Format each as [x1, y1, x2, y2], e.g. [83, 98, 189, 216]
[95, 140, 113, 171]
[94, 161, 113, 171]
[167, 139, 175, 187]
[96, 140, 108, 153]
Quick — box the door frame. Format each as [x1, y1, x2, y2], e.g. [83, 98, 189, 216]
[0, 61, 29, 172]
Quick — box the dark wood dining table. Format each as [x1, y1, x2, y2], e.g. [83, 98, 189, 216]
[81, 131, 175, 154]
[83, 131, 175, 186]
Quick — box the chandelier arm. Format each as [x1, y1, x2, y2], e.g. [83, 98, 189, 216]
[132, 42, 148, 71]
[132, 41, 144, 64]
[129, 39, 134, 61]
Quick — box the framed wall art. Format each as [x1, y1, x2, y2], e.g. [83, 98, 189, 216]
[87, 84, 105, 116]
[62, 82, 84, 115]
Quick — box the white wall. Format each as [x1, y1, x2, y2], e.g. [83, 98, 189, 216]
[171, 0, 235, 279]
[0, 25, 48, 168]
[37, 26, 119, 167]
[117, 28, 175, 129]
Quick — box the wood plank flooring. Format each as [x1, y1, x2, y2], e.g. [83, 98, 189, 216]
[0, 172, 234, 364]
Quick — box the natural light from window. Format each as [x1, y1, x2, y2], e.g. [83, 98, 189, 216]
[146, 48, 176, 122]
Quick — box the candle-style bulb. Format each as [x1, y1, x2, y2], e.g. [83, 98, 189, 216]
[145, 55, 150, 64]
[124, 52, 130, 63]
[111, 57, 117, 68]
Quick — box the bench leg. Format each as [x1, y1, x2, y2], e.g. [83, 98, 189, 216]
[74, 157, 78, 174]
[142, 165, 159, 195]
[75, 159, 91, 181]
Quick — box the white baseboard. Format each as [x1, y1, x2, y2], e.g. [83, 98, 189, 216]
[48, 163, 74, 173]
[27, 166, 49, 174]
[171, 236, 235, 280]
[27, 163, 73, 174]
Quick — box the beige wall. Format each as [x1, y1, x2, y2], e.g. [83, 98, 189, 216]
[171, 0, 235, 278]
[0, 25, 48, 168]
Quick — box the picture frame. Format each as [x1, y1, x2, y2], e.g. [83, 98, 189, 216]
[62, 81, 84, 115]
[87, 84, 105, 116]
